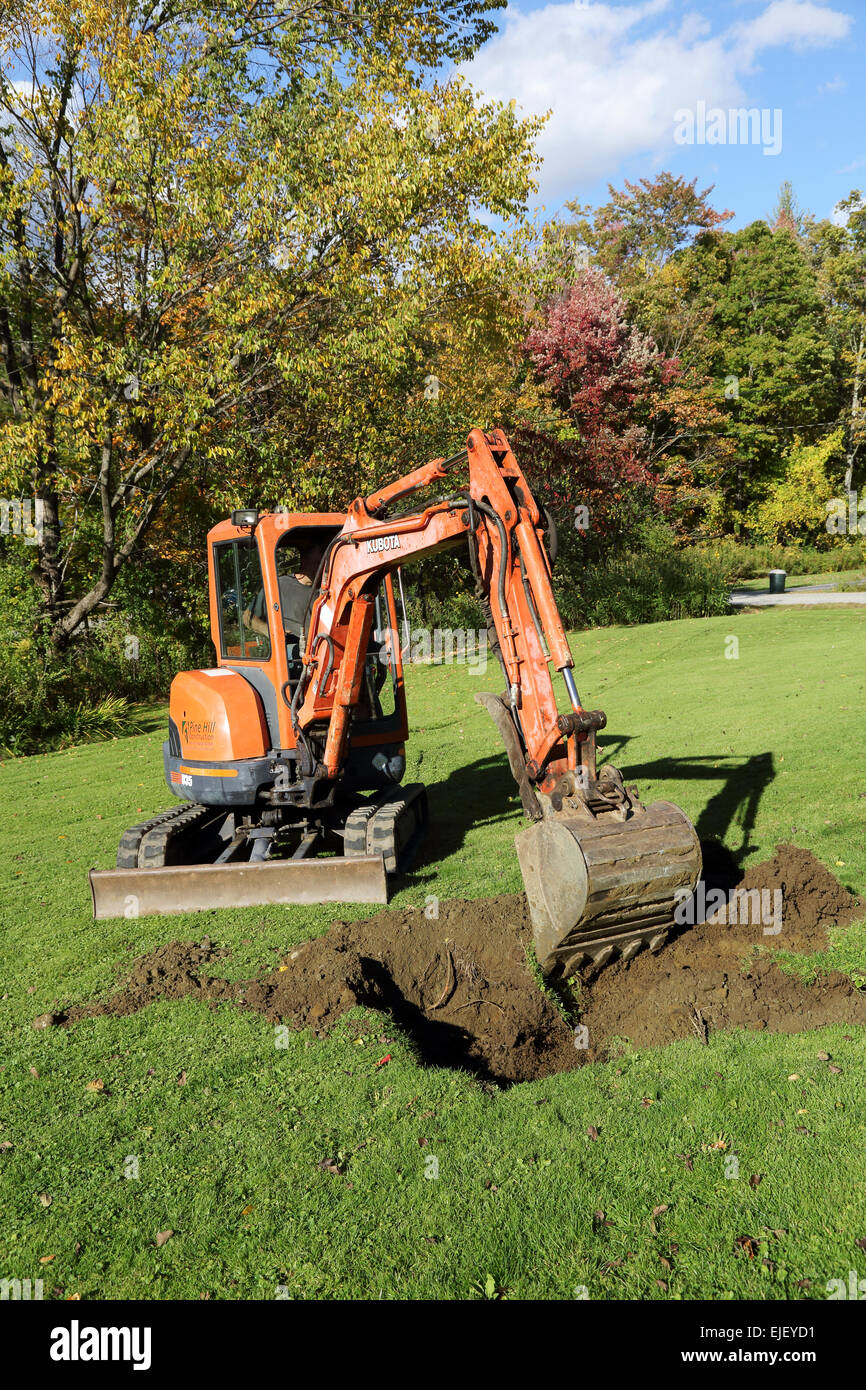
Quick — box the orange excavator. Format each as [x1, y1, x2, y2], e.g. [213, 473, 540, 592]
[90, 429, 701, 976]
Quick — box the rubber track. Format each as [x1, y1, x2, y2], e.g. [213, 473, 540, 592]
[115, 805, 197, 870]
[344, 784, 428, 874]
[138, 804, 215, 868]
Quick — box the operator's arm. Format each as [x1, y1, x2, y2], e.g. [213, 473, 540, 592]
[242, 605, 269, 636]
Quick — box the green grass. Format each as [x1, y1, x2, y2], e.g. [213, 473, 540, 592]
[1, 607, 865, 1300]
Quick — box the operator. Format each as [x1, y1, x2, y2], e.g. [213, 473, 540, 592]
[242, 535, 327, 653]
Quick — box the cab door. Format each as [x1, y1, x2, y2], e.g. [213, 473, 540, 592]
[211, 535, 289, 750]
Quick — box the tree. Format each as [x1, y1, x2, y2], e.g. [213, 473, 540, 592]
[805, 191, 866, 493]
[0, 0, 539, 649]
[772, 181, 804, 238]
[567, 172, 733, 303]
[750, 430, 843, 543]
[519, 269, 667, 537]
[708, 222, 838, 522]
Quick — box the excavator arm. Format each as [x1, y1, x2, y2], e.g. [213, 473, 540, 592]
[295, 428, 582, 788]
[290, 428, 701, 976]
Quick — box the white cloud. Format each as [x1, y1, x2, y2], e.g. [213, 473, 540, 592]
[461, 0, 853, 200]
[734, 1, 851, 63]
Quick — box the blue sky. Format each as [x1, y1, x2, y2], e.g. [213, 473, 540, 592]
[460, 0, 866, 228]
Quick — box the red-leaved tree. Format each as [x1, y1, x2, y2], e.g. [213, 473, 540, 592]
[518, 269, 677, 535]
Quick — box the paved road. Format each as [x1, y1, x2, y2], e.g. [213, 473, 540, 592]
[730, 588, 866, 607]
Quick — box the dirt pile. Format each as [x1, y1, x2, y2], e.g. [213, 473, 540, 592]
[52, 843, 866, 1080]
[581, 842, 866, 1053]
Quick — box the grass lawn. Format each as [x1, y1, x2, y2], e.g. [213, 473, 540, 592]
[1, 607, 865, 1300]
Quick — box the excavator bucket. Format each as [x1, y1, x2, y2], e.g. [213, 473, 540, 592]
[516, 799, 701, 976]
[89, 855, 388, 920]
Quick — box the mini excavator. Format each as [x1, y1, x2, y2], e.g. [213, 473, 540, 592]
[90, 429, 701, 976]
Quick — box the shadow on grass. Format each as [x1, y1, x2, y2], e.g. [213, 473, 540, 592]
[128, 701, 168, 736]
[403, 737, 775, 882]
[615, 748, 775, 866]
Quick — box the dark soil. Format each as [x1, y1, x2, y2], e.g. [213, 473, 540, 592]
[52, 843, 866, 1083]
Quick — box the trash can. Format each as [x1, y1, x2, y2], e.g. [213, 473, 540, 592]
[768, 569, 786, 594]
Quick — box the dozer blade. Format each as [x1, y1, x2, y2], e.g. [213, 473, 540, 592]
[89, 855, 388, 921]
[516, 800, 701, 976]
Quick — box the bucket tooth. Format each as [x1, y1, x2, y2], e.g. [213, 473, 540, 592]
[619, 938, 643, 964]
[590, 944, 615, 972]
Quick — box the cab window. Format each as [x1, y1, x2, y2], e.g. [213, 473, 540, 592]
[215, 540, 271, 661]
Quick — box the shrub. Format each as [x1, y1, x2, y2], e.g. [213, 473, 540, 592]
[699, 536, 866, 581]
[555, 520, 732, 628]
[749, 430, 843, 543]
[0, 554, 207, 755]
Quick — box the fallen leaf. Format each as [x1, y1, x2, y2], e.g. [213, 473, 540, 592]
[376, 1054, 392, 1067]
[29, 1067, 39, 1078]
[241, 1204, 254, 1216]
[817, 1051, 831, 1061]
[587, 1126, 599, 1141]
[39, 1193, 52, 1207]
[40, 1254, 56, 1264]
[734, 1235, 758, 1259]
[656, 1279, 668, 1291]
[829, 1065, 842, 1075]
[855, 1238, 866, 1253]
[317, 1157, 344, 1176]
[749, 1174, 763, 1189]
[155, 1230, 173, 1247]
[85, 1079, 104, 1092]
[652, 1204, 669, 1217]
[659, 1256, 672, 1271]
[177, 1071, 187, 1086]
